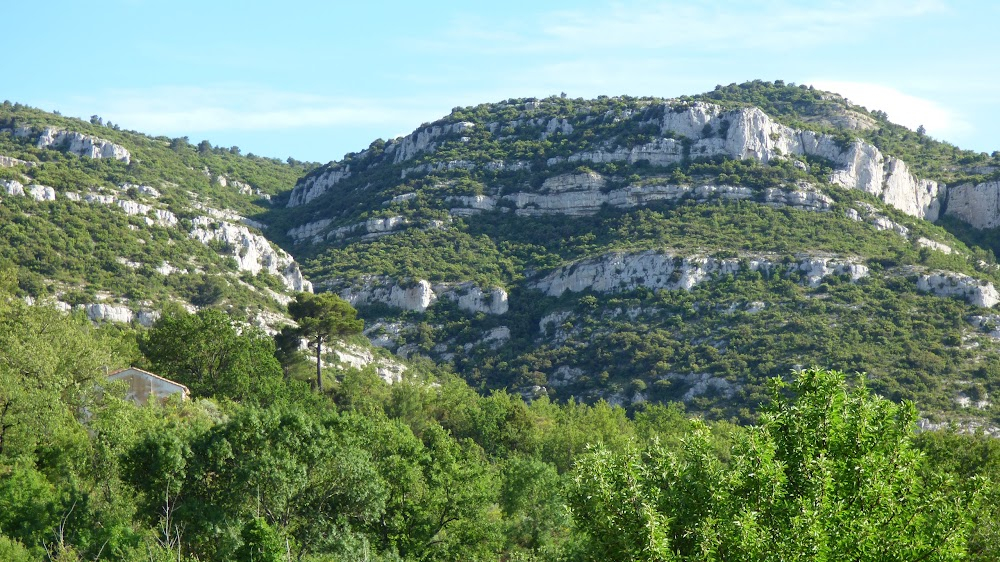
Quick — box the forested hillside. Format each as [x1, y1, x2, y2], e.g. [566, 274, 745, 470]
[260, 80, 1000, 427]
[0, 101, 318, 328]
[5, 81, 1000, 560]
[2, 273, 1000, 561]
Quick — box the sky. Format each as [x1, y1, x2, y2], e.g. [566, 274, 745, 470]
[6, 0, 998, 163]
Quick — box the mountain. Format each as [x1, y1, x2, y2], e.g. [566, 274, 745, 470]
[0, 101, 318, 330]
[259, 80, 1000, 424]
[5, 82, 1000, 425]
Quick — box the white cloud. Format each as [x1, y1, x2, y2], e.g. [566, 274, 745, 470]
[64, 85, 439, 134]
[808, 80, 971, 137]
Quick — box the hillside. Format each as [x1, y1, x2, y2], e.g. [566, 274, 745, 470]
[0, 101, 319, 329]
[260, 80, 1000, 424]
[5, 82, 1000, 424]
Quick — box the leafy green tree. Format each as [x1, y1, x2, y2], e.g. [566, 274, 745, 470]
[140, 307, 285, 404]
[287, 292, 363, 391]
[568, 368, 974, 561]
[234, 517, 284, 562]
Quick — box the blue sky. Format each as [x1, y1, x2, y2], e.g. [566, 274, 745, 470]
[7, 0, 997, 163]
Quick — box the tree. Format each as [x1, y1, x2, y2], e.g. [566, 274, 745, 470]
[287, 293, 363, 392]
[568, 368, 974, 561]
[140, 308, 285, 404]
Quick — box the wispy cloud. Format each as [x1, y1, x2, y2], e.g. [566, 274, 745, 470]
[808, 80, 971, 138]
[427, 0, 946, 55]
[63, 85, 441, 135]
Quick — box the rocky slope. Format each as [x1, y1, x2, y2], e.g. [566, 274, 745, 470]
[0, 103, 316, 329]
[5, 83, 1000, 422]
[260, 81, 1000, 422]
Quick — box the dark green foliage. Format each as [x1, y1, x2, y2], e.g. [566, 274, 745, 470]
[287, 292, 364, 391]
[139, 307, 286, 404]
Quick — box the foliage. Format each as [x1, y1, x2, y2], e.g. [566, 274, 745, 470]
[569, 368, 973, 561]
[287, 292, 364, 391]
[139, 307, 286, 404]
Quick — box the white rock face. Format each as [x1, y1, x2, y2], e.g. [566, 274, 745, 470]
[122, 183, 161, 198]
[0, 155, 34, 168]
[18, 126, 130, 163]
[542, 171, 606, 193]
[190, 217, 313, 292]
[916, 237, 954, 254]
[332, 343, 407, 384]
[531, 250, 867, 296]
[342, 279, 437, 312]
[536, 103, 942, 220]
[665, 372, 739, 402]
[917, 273, 1000, 308]
[64, 191, 80, 201]
[480, 326, 511, 348]
[438, 282, 509, 315]
[80, 303, 134, 324]
[969, 315, 1000, 339]
[946, 181, 1000, 229]
[341, 278, 508, 314]
[402, 159, 476, 178]
[291, 216, 409, 244]
[2, 179, 25, 196]
[872, 216, 909, 237]
[287, 219, 333, 243]
[386, 121, 475, 164]
[448, 178, 831, 218]
[881, 157, 944, 221]
[287, 166, 351, 207]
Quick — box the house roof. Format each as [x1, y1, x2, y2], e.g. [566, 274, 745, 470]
[107, 366, 190, 393]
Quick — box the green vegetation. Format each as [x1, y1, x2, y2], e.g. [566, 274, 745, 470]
[2, 278, 998, 560]
[0, 101, 319, 315]
[287, 292, 364, 390]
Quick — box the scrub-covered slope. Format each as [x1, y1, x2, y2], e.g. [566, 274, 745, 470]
[266, 81, 1000, 423]
[0, 101, 318, 328]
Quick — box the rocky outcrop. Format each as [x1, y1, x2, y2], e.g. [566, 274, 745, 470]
[78, 303, 159, 326]
[449, 176, 832, 218]
[2, 179, 25, 196]
[341, 277, 508, 314]
[386, 121, 475, 164]
[122, 183, 161, 198]
[288, 216, 408, 244]
[332, 343, 407, 384]
[287, 219, 333, 243]
[664, 372, 739, 402]
[190, 217, 313, 292]
[0, 155, 34, 168]
[287, 166, 351, 207]
[17, 126, 130, 163]
[531, 250, 868, 296]
[916, 237, 954, 255]
[78, 192, 178, 227]
[536, 104, 942, 220]
[342, 279, 437, 312]
[945, 181, 1000, 229]
[401, 159, 476, 179]
[542, 171, 606, 193]
[27, 184, 56, 201]
[917, 272, 999, 308]
[439, 282, 509, 315]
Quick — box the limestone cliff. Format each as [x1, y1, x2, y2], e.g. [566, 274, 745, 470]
[530, 250, 868, 297]
[945, 181, 1000, 229]
[190, 217, 312, 292]
[16, 126, 131, 163]
[340, 278, 508, 315]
